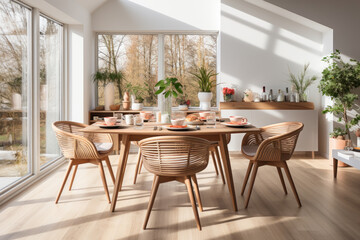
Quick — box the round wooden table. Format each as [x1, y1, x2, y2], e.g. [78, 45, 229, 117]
[81, 123, 261, 212]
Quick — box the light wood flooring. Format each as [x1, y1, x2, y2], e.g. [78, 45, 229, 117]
[0, 153, 360, 240]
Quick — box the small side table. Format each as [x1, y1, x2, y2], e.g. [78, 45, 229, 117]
[332, 149, 360, 178]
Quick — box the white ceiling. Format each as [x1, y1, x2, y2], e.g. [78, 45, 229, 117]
[75, 0, 108, 13]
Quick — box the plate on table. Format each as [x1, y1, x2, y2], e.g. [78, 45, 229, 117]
[96, 123, 127, 129]
[221, 122, 252, 128]
[165, 125, 196, 131]
[186, 120, 204, 125]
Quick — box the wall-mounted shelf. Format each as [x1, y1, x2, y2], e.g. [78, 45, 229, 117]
[220, 102, 314, 110]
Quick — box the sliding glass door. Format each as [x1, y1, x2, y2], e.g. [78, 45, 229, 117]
[0, 1, 31, 190]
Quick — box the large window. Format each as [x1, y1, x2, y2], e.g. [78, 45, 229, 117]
[39, 15, 62, 166]
[97, 34, 217, 107]
[98, 34, 158, 107]
[0, 0, 31, 190]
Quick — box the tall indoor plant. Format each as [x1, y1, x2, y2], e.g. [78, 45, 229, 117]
[191, 66, 217, 110]
[155, 77, 183, 122]
[319, 50, 360, 163]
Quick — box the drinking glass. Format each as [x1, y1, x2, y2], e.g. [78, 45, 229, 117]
[134, 115, 143, 129]
[206, 112, 216, 128]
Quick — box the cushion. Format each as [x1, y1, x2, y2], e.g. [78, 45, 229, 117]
[242, 145, 259, 157]
[94, 142, 113, 152]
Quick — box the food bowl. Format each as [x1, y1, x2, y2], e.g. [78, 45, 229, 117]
[229, 116, 247, 123]
[104, 117, 117, 126]
[171, 119, 185, 126]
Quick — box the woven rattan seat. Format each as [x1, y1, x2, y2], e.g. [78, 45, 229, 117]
[52, 121, 115, 204]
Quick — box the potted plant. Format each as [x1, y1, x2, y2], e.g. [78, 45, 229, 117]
[155, 77, 183, 123]
[289, 63, 318, 102]
[125, 83, 146, 111]
[319, 50, 360, 164]
[191, 66, 217, 110]
[177, 96, 190, 110]
[222, 87, 235, 102]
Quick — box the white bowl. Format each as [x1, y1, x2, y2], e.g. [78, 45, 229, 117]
[104, 117, 117, 126]
[171, 119, 185, 126]
[229, 116, 247, 123]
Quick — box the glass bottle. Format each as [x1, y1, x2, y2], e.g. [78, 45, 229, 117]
[285, 87, 289, 102]
[261, 86, 267, 102]
[277, 89, 284, 102]
[268, 89, 273, 102]
[290, 86, 295, 102]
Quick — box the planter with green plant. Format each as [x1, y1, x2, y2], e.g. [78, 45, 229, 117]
[93, 70, 125, 110]
[155, 77, 183, 122]
[289, 63, 318, 102]
[191, 66, 217, 110]
[125, 83, 146, 110]
[319, 50, 360, 164]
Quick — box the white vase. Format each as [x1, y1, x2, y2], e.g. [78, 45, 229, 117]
[104, 82, 115, 110]
[132, 102, 143, 111]
[12, 93, 22, 110]
[160, 96, 172, 123]
[198, 92, 212, 110]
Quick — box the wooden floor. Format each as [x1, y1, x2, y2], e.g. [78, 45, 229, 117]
[0, 153, 360, 240]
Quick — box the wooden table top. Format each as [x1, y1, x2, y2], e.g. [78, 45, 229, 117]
[80, 122, 261, 136]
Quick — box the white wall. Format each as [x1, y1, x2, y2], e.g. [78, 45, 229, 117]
[92, 0, 220, 32]
[220, 0, 332, 156]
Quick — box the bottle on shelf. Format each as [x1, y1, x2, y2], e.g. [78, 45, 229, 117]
[285, 87, 289, 102]
[268, 89, 273, 102]
[261, 86, 267, 102]
[277, 89, 284, 102]
[294, 90, 300, 103]
[290, 86, 295, 102]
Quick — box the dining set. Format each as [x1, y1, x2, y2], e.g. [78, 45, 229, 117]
[52, 115, 304, 231]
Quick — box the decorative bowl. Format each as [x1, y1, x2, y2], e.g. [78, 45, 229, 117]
[229, 116, 247, 123]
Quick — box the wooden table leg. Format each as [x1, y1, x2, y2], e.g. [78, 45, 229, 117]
[218, 134, 238, 211]
[110, 134, 130, 212]
[333, 158, 338, 178]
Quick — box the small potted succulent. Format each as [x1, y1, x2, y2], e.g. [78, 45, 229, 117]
[125, 83, 146, 111]
[178, 97, 190, 111]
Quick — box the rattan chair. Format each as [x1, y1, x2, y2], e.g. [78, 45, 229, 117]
[240, 122, 304, 208]
[139, 136, 210, 231]
[52, 121, 115, 204]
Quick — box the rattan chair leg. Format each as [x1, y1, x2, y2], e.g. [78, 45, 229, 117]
[133, 150, 142, 184]
[98, 160, 111, 203]
[210, 151, 219, 175]
[241, 162, 254, 196]
[143, 175, 161, 230]
[185, 176, 202, 230]
[244, 162, 259, 209]
[55, 160, 74, 204]
[214, 146, 225, 184]
[283, 162, 302, 207]
[105, 157, 115, 184]
[277, 167, 287, 195]
[69, 165, 78, 191]
[138, 158, 143, 174]
[191, 175, 203, 212]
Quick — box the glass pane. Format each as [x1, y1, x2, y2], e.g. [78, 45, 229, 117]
[39, 16, 62, 167]
[164, 35, 217, 107]
[0, 1, 30, 190]
[98, 34, 158, 107]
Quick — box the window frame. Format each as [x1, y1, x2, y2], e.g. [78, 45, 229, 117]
[95, 32, 219, 110]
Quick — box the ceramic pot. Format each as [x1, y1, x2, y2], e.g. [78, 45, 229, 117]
[329, 138, 349, 167]
[132, 102, 143, 111]
[12, 93, 22, 110]
[198, 92, 212, 110]
[122, 101, 130, 110]
[124, 91, 130, 102]
[104, 82, 115, 111]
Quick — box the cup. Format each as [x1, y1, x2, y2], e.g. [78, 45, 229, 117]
[104, 117, 117, 126]
[125, 114, 134, 125]
[229, 116, 247, 124]
[134, 115, 143, 129]
[206, 112, 216, 128]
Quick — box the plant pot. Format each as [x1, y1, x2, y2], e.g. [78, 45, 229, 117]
[178, 104, 188, 111]
[110, 104, 120, 111]
[122, 101, 130, 110]
[198, 92, 212, 110]
[123, 91, 130, 102]
[104, 82, 115, 111]
[329, 137, 349, 167]
[12, 93, 22, 110]
[132, 102, 143, 111]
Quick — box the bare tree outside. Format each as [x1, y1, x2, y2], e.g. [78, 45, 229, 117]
[97, 34, 217, 107]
